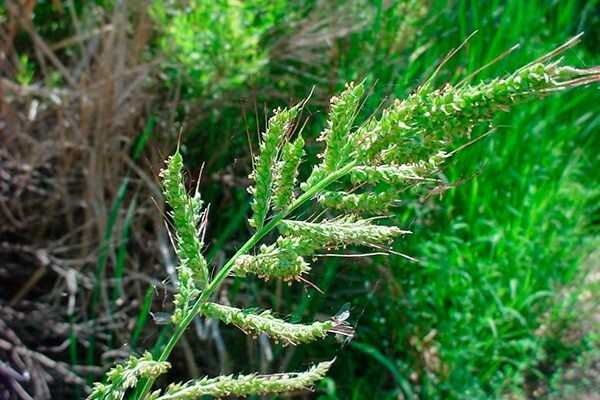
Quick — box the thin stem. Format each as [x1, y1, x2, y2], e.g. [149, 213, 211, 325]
[134, 161, 357, 399]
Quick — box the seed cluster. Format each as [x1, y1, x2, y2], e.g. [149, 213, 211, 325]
[201, 302, 335, 345]
[249, 106, 299, 229]
[89, 352, 170, 400]
[160, 152, 208, 323]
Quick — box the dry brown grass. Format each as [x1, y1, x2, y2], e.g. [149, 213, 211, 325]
[0, 2, 171, 396]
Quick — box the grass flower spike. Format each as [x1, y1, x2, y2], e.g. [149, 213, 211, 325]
[273, 135, 305, 210]
[151, 361, 333, 400]
[89, 353, 170, 400]
[200, 302, 339, 345]
[160, 151, 209, 323]
[249, 106, 299, 229]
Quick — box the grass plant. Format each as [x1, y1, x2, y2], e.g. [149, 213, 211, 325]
[89, 37, 599, 399]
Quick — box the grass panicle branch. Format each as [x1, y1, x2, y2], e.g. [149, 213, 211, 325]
[200, 302, 340, 345]
[321, 82, 366, 173]
[234, 239, 312, 281]
[279, 217, 409, 248]
[318, 189, 398, 213]
[349, 159, 443, 185]
[159, 151, 209, 324]
[273, 135, 305, 210]
[234, 217, 406, 281]
[89, 352, 170, 400]
[358, 62, 600, 166]
[302, 82, 366, 191]
[151, 361, 334, 400]
[249, 106, 300, 229]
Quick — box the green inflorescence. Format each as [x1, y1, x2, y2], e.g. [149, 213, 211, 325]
[200, 302, 335, 345]
[154, 361, 334, 400]
[249, 106, 300, 229]
[234, 217, 406, 281]
[279, 217, 408, 248]
[302, 82, 365, 191]
[357, 63, 582, 165]
[318, 190, 398, 213]
[234, 235, 316, 281]
[160, 151, 209, 323]
[349, 158, 443, 185]
[273, 135, 305, 210]
[89, 352, 170, 400]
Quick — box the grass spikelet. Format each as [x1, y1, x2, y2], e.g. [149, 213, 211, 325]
[280, 217, 408, 248]
[160, 151, 209, 289]
[250, 106, 299, 229]
[155, 360, 334, 399]
[350, 158, 443, 185]
[200, 302, 336, 345]
[273, 135, 305, 210]
[302, 82, 365, 191]
[359, 62, 600, 165]
[234, 239, 311, 281]
[88, 352, 170, 400]
[318, 190, 397, 213]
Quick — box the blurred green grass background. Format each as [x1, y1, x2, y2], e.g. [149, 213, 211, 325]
[1, 0, 599, 399]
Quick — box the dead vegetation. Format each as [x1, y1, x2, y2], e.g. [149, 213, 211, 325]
[1, 2, 166, 397]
